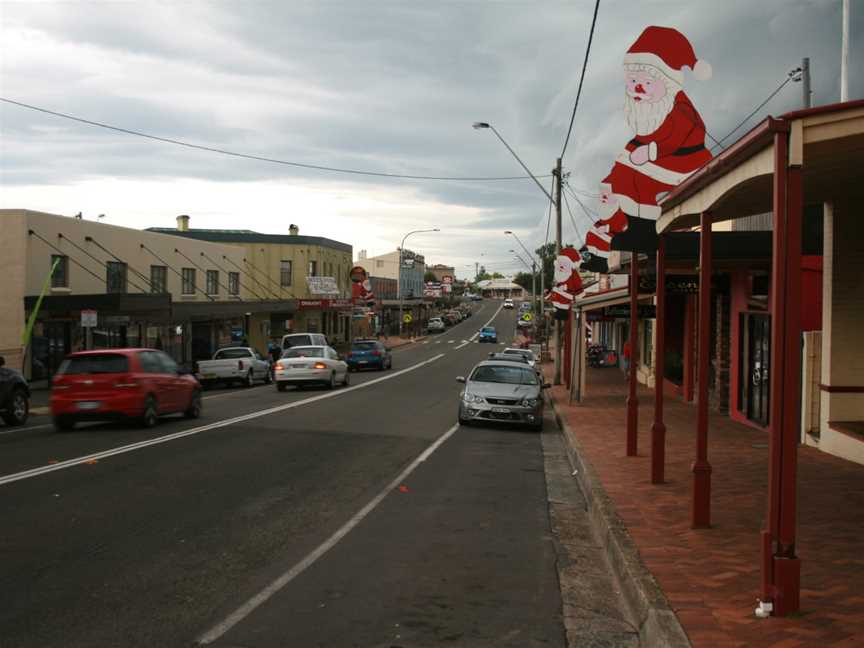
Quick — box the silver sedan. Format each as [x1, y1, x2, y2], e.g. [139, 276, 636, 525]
[456, 360, 549, 431]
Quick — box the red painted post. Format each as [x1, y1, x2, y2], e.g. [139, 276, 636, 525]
[651, 237, 667, 484]
[626, 255, 639, 456]
[692, 211, 712, 529]
[564, 307, 573, 389]
[683, 294, 695, 402]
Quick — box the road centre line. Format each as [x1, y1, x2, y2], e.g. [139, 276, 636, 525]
[0, 353, 447, 488]
[197, 421, 460, 645]
[455, 341, 470, 350]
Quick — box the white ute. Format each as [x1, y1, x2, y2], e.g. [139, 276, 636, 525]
[195, 347, 272, 388]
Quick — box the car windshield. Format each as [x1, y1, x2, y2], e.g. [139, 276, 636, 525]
[352, 342, 377, 351]
[214, 348, 250, 359]
[281, 346, 324, 359]
[469, 365, 538, 385]
[481, 327, 496, 333]
[504, 350, 533, 360]
[283, 335, 313, 349]
[58, 354, 129, 375]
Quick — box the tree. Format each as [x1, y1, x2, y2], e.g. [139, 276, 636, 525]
[491, 272, 505, 279]
[476, 265, 491, 282]
[423, 271, 437, 283]
[513, 272, 534, 293]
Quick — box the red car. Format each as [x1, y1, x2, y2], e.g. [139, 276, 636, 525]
[50, 349, 202, 431]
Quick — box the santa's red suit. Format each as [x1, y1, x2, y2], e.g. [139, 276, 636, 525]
[598, 26, 713, 250]
[545, 248, 583, 315]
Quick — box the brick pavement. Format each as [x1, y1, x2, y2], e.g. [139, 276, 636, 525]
[546, 365, 864, 647]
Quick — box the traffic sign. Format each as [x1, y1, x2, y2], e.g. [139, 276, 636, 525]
[81, 309, 97, 328]
[403, 313, 413, 324]
[521, 312, 533, 322]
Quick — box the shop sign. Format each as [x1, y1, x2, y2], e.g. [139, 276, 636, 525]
[306, 276, 340, 296]
[103, 315, 131, 326]
[638, 275, 700, 294]
[586, 312, 614, 322]
[441, 275, 454, 284]
[331, 299, 353, 311]
[298, 299, 325, 310]
[605, 304, 657, 319]
[81, 309, 97, 327]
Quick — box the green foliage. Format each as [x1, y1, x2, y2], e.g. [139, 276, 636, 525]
[512, 272, 534, 292]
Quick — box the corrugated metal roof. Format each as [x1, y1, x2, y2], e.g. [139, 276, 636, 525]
[146, 228, 352, 253]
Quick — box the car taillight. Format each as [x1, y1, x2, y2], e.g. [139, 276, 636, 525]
[371, 350, 381, 357]
[275, 365, 285, 373]
[313, 362, 327, 369]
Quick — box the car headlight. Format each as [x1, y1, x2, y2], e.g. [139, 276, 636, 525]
[463, 393, 485, 404]
[522, 397, 539, 407]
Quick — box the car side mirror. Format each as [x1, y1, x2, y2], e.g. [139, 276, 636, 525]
[456, 376, 466, 383]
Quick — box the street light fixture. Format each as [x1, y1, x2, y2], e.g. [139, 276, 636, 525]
[398, 228, 440, 337]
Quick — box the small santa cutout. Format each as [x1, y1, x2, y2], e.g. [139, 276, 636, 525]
[545, 247, 584, 320]
[602, 25, 713, 253]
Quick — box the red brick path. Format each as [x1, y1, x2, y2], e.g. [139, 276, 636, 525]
[547, 366, 864, 647]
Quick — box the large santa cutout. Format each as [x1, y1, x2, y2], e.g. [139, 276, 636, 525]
[597, 26, 713, 253]
[545, 247, 584, 320]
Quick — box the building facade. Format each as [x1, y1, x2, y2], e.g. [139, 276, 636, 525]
[360, 249, 426, 299]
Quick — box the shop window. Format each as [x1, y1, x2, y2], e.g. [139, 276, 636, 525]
[150, 265, 167, 293]
[50, 255, 69, 288]
[308, 260, 317, 276]
[643, 320, 653, 368]
[106, 261, 128, 293]
[228, 272, 240, 295]
[206, 270, 219, 295]
[182, 268, 196, 295]
[280, 260, 292, 287]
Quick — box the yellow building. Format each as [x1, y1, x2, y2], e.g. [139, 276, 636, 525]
[148, 217, 354, 346]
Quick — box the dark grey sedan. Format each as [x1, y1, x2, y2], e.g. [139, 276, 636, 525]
[456, 360, 548, 431]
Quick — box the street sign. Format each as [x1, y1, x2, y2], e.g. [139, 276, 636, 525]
[521, 312, 533, 322]
[81, 309, 97, 327]
[403, 313, 413, 324]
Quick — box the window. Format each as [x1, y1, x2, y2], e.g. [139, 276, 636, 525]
[214, 348, 252, 360]
[50, 255, 69, 288]
[137, 351, 162, 374]
[182, 268, 196, 295]
[643, 320, 654, 368]
[280, 260, 292, 287]
[106, 261, 128, 293]
[58, 354, 129, 375]
[308, 260, 317, 276]
[376, 260, 384, 268]
[228, 272, 240, 295]
[156, 352, 178, 374]
[150, 265, 167, 293]
[206, 270, 219, 295]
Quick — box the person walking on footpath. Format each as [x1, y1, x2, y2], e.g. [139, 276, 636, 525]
[622, 340, 631, 377]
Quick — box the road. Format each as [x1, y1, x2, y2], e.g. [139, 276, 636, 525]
[0, 300, 632, 647]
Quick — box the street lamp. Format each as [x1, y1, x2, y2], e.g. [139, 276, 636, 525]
[398, 228, 440, 337]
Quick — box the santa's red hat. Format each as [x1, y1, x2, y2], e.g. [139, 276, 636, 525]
[623, 26, 711, 85]
[558, 247, 581, 265]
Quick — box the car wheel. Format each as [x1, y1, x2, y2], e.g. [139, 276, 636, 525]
[1, 388, 29, 426]
[327, 372, 336, 389]
[531, 419, 544, 432]
[277, 382, 288, 392]
[342, 371, 350, 386]
[54, 415, 75, 432]
[245, 370, 255, 388]
[184, 390, 202, 419]
[141, 395, 158, 429]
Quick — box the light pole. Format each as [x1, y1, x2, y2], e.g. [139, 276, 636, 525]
[510, 250, 537, 309]
[398, 228, 439, 337]
[475, 121, 563, 383]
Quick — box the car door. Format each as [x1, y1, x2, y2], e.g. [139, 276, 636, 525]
[328, 347, 346, 380]
[137, 351, 172, 412]
[156, 351, 185, 412]
[379, 342, 391, 367]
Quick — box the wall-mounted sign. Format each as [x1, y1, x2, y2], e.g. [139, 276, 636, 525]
[306, 276, 340, 296]
[605, 304, 657, 319]
[81, 309, 97, 327]
[441, 275, 454, 284]
[638, 275, 700, 294]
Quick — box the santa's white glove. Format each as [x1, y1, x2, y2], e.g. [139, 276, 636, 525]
[629, 145, 651, 166]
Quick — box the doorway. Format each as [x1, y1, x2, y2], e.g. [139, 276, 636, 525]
[739, 313, 771, 426]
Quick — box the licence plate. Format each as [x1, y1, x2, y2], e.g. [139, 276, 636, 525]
[492, 407, 510, 414]
[358, 360, 368, 364]
[76, 401, 101, 410]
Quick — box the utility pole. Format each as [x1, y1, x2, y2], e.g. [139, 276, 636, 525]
[841, 0, 849, 102]
[554, 157, 563, 385]
[801, 57, 811, 109]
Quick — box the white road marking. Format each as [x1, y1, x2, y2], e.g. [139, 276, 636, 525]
[455, 341, 470, 350]
[469, 302, 505, 342]
[0, 354, 446, 488]
[447, 340, 454, 344]
[435, 341, 442, 344]
[197, 421, 460, 645]
[0, 423, 53, 436]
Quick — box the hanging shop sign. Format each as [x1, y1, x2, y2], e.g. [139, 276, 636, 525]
[306, 276, 340, 296]
[604, 304, 657, 319]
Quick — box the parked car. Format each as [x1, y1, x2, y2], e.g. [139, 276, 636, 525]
[486, 352, 531, 366]
[195, 346, 271, 388]
[503, 298, 515, 309]
[0, 355, 30, 426]
[274, 345, 349, 391]
[346, 339, 392, 371]
[478, 326, 498, 343]
[50, 349, 202, 431]
[281, 333, 329, 352]
[501, 347, 538, 370]
[456, 360, 549, 431]
[427, 317, 446, 333]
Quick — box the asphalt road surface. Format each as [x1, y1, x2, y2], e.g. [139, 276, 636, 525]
[0, 300, 628, 647]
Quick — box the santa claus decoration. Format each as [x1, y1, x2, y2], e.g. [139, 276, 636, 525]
[545, 247, 584, 320]
[601, 25, 713, 252]
[350, 265, 375, 305]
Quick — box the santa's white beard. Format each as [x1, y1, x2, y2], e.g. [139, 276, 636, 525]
[624, 91, 676, 136]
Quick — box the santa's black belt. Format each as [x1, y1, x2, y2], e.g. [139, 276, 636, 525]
[628, 139, 706, 156]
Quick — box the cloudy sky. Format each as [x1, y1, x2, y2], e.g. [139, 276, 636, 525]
[1, 0, 860, 279]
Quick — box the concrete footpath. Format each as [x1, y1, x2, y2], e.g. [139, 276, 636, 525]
[543, 362, 864, 648]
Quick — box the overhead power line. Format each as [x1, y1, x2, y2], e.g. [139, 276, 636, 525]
[560, 0, 601, 160]
[710, 75, 794, 152]
[0, 97, 551, 183]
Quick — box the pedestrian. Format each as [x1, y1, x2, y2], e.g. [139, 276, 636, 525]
[622, 340, 631, 376]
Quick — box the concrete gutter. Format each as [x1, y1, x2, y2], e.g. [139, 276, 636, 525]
[547, 394, 692, 648]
